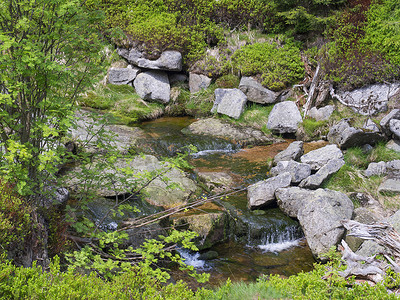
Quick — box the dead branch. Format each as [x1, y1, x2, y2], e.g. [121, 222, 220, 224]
[303, 63, 320, 117]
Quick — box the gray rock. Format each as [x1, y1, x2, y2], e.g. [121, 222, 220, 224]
[337, 83, 400, 115]
[189, 73, 211, 93]
[267, 101, 302, 134]
[308, 105, 335, 121]
[134, 70, 170, 103]
[275, 187, 313, 218]
[299, 158, 345, 189]
[387, 140, 400, 153]
[363, 118, 380, 133]
[297, 189, 354, 259]
[169, 73, 187, 84]
[389, 119, 400, 140]
[327, 119, 384, 149]
[387, 160, 400, 178]
[238, 76, 278, 104]
[364, 161, 387, 177]
[247, 173, 292, 209]
[378, 178, 400, 194]
[380, 109, 400, 137]
[38, 186, 69, 209]
[300, 144, 343, 171]
[117, 48, 182, 71]
[212, 88, 247, 119]
[273, 141, 304, 164]
[107, 67, 140, 85]
[182, 118, 276, 146]
[197, 171, 235, 193]
[270, 160, 311, 184]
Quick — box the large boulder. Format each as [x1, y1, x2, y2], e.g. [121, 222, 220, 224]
[297, 189, 354, 259]
[299, 158, 345, 189]
[380, 109, 400, 137]
[387, 160, 400, 178]
[117, 48, 182, 71]
[247, 173, 292, 209]
[182, 118, 276, 146]
[270, 160, 311, 184]
[364, 161, 387, 177]
[238, 76, 278, 104]
[300, 144, 343, 171]
[389, 119, 400, 140]
[327, 119, 384, 149]
[211, 88, 247, 119]
[275, 187, 313, 218]
[273, 141, 304, 164]
[189, 73, 212, 93]
[387, 140, 400, 153]
[134, 70, 170, 103]
[107, 67, 141, 85]
[267, 101, 302, 134]
[337, 83, 400, 115]
[378, 178, 400, 194]
[66, 155, 198, 209]
[308, 105, 335, 121]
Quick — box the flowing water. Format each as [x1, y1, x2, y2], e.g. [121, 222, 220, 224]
[138, 117, 315, 284]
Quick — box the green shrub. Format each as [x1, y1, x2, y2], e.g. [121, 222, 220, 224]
[301, 118, 329, 139]
[232, 41, 304, 91]
[215, 74, 240, 88]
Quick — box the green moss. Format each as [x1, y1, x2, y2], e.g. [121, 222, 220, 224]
[215, 74, 240, 89]
[79, 84, 164, 125]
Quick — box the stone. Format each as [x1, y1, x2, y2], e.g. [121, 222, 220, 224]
[275, 187, 313, 218]
[337, 83, 400, 115]
[387, 160, 400, 178]
[308, 105, 335, 121]
[389, 119, 400, 140]
[273, 141, 304, 164]
[363, 118, 380, 133]
[364, 161, 387, 177]
[182, 118, 276, 146]
[297, 189, 354, 259]
[107, 67, 140, 85]
[117, 48, 182, 71]
[378, 178, 400, 194]
[197, 171, 235, 193]
[299, 158, 345, 189]
[327, 119, 384, 149]
[169, 73, 187, 84]
[212, 88, 247, 119]
[300, 144, 343, 171]
[198, 250, 219, 260]
[189, 73, 212, 93]
[134, 70, 170, 103]
[266, 101, 302, 134]
[270, 160, 311, 184]
[39, 186, 69, 209]
[380, 109, 400, 137]
[247, 173, 292, 209]
[387, 140, 400, 153]
[238, 76, 278, 104]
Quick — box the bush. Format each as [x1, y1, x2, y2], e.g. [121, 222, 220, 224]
[232, 41, 304, 91]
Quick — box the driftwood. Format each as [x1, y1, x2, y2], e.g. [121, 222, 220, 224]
[303, 63, 320, 117]
[336, 220, 400, 284]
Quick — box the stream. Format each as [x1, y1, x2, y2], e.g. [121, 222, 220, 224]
[137, 117, 316, 284]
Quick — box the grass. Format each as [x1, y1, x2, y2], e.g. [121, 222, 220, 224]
[183, 84, 217, 117]
[79, 84, 164, 125]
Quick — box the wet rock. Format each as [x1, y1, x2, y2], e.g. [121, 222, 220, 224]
[197, 171, 235, 193]
[172, 211, 228, 250]
[378, 178, 400, 194]
[212, 88, 247, 119]
[380, 109, 400, 137]
[387, 160, 400, 178]
[107, 67, 140, 85]
[238, 76, 278, 104]
[389, 119, 400, 140]
[273, 141, 304, 164]
[387, 140, 400, 153]
[337, 83, 400, 115]
[327, 119, 384, 149]
[189, 73, 211, 93]
[270, 160, 311, 184]
[275, 187, 313, 218]
[198, 250, 219, 260]
[364, 161, 387, 177]
[300, 144, 343, 171]
[308, 105, 335, 121]
[182, 118, 276, 146]
[117, 48, 182, 71]
[267, 101, 302, 134]
[66, 155, 198, 208]
[297, 188, 354, 259]
[134, 70, 170, 103]
[247, 173, 292, 209]
[299, 158, 345, 189]
[123, 224, 166, 250]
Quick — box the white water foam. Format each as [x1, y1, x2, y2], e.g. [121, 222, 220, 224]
[191, 149, 237, 157]
[258, 239, 302, 253]
[179, 250, 206, 269]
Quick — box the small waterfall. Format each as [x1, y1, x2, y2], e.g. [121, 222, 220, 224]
[257, 225, 303, 253]
[178, 249, 206, 269]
